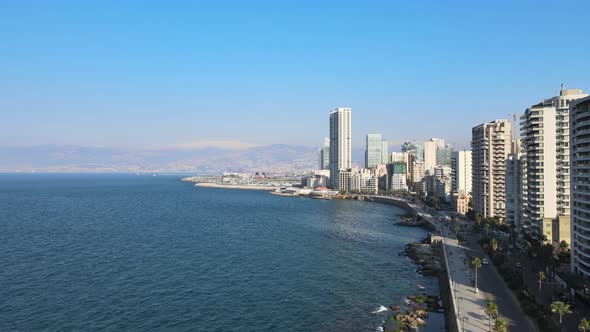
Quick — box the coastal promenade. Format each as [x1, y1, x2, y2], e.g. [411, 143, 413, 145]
[365, 195, 536, 332]
[193, 182, 277, 190]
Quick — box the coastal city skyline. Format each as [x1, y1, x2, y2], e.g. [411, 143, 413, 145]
[3, 2, 590, 331]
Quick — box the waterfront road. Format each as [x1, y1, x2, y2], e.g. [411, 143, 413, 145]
[366, 196, 537, 332]
[432, 210, 537, 332]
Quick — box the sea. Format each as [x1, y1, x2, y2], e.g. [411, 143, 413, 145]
[0, 174, 441, 331]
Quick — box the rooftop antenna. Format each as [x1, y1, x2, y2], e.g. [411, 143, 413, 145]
[560, 83, 565, 96]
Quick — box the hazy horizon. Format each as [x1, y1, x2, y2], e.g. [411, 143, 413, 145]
[2, 1, 589, 152]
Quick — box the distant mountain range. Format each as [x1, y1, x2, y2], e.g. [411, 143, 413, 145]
[0, 144, 325, 174]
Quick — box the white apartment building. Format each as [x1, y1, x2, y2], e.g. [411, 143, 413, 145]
[554, 87, 587, 216]
[338, 168, 378, 194]
[390, 152, 405, 162]
[521, 103, 559, 242]
[570, 96, 590, 279]
[391, 173, 408, 191]
[412, 160, 425, 183]
[451, 150, 472, 195]
[519, 87, 587, 244]
[423, 140, 437, 173]
[472, 120, 511, 220]
[329, 107, 352, 189]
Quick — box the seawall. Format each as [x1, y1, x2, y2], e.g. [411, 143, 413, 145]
[358, 195, 460, 332]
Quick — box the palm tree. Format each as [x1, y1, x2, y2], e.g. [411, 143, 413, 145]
[490, 237, 498, 252]
[493, 317, 508, 332]
[551, 301, 572, 324]
[537, 271, 545, 291]
[471, 257, 482, 294]
[484, 300, 499, 331]
[579, 318, 590, 332]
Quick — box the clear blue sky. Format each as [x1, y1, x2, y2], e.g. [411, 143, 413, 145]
[1, 0, 589, 149]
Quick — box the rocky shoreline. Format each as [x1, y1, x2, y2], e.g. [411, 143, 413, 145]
[376, 235, 444, 331]
[400, 237, 442, 276]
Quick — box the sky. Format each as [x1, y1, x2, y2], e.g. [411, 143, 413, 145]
[1, 0, 589, 150]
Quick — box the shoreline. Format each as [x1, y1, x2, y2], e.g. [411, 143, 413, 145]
[194, 182, 278, 191]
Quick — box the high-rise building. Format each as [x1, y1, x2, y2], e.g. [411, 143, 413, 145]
[519, 86, 587, 244]
[381, 139, 389, 164]
[390, 152, 405, 163]
[423, 140, 437, 173]
[412, 161, 425, 183]
[521, 104, 559, 241]
[472, 120, 511, 220]
[505, 152, 524, 233]
[365, 134, 382, 168]
[437, 144, 454, 166]
[431, 138, 446, 149]
[450, 150, 472, 195]
[402, 141, 423, 161]
[570, 95, 590, 279]
[554, 86, 587, 216]
[318, 137, 330, 170]
[329, 107, 352, 189]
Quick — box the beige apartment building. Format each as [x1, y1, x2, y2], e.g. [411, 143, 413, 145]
[472, 120, 511, 221]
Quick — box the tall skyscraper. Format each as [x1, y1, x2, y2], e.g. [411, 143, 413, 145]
[505, 151, 523, 232]
[365, 134, 382, 168]
[519, 86, 587, 244]
[554, 86, 587, 216]
[569, 95, 590, 278]
[521, 103, 559, 242]
[450, 150, 472, 195]
[318, 137, 330, 170]
[329, 107, 352, 189]
[381, 139, 389, 164]
[437, 144, 454, 166]
[423, 139, 437, 173]
[472, 120, 511, 220]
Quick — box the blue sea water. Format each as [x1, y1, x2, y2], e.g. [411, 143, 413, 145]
[0, 174, 439, 331]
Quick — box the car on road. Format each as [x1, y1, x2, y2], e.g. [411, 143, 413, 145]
[482, 258, 489, 265]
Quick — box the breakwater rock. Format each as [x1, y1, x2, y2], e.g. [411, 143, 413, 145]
[402, 242, 442, 276]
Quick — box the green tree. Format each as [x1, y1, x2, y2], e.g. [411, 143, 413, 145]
[483, 223, 491, 237]
[559, 240, 569, 255]
[579, 318, 590, 332]
[537, 271, 545, 291]
[551, 301, 572, 324]
[485, 300, 499, 331]
[493, 317, 508, 332]
[490, 237, 498, 252]
[471, 257, 482, 294]
[475, 212, 482, 223]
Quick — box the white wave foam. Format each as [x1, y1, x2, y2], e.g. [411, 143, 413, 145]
[370, 305, 389, 314]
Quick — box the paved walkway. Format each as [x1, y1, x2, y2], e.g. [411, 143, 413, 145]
[367, 196, 537, 332]
[427, 213, 491, 332]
